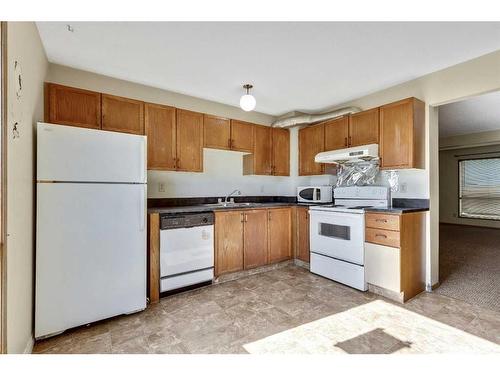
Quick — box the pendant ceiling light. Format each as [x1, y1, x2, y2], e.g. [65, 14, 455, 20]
[239, 84, 256, 112]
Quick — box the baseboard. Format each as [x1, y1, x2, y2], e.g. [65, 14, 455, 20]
[439, 222, 500, 230]
[23, 336, 34, 354]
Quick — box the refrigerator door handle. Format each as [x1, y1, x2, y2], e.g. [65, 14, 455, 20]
[139, 187, 145, 232]
[140, 139, 146, 183]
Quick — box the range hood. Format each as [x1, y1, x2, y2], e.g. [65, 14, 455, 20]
[315, 144, 379, 164]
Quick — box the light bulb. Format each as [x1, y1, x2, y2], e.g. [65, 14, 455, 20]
[240, 94, 256, 112]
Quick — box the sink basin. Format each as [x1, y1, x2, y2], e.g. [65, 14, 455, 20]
[202, 202, 259, 208]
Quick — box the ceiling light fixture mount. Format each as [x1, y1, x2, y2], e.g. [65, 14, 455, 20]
[240, 84, 256, 112]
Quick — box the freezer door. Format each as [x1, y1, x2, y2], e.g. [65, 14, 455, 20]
[35, 182, 146, 338]
[37, 122, 146, 183]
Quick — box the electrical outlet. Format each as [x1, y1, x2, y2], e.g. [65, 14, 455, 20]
[400, 182, 408, 193]
[158, 182, 165, 193]
[260, 185, 265, 193]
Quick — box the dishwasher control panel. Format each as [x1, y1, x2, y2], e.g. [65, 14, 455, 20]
[160, 212, 214, 230]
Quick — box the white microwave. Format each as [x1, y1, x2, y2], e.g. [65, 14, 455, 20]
[297, 186, 333, 203]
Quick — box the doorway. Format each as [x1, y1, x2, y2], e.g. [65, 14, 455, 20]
[0, 21, 7, 354]
[436, 90, 500, 312]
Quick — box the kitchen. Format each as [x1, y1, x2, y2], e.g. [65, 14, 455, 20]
[2, 16, 500, 366]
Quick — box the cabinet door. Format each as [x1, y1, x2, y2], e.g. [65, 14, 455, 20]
[102, 94, 144, 135]
[298, 123, 324, 176]
[45, 83, 101, 129]
[176, 109, 204, 172]
[215, 211, 244, 276]
[268, 208, 292, 263]
[271, 128, 290, 176]
[349, 108, 379, 147]
[253, 125, 272, 175]
[379, 98, 414, 169]
[204, 114, 231, 150]
[145, 103, 176, 170]
[230, 120, 255, 152]
[365, 242, 401, 293]
[296, 207, 310, 262]
[324, 116, 349, 151]
[243, 210, 269, 269]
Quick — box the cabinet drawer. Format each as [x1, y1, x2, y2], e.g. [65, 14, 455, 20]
[365, 213, 400, 231]
[365, 228, 400, 248]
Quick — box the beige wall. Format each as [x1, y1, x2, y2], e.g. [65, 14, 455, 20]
[6, 22, 48, 353]
[47, 50, 500, 287]
[440, 143, 500, 229]
[440, 128, 500, 150]
[45, 64, 316, 198]
[329, 49, 500, 287]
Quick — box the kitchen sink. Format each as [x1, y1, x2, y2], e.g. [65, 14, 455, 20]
[202, 202, 260, 208]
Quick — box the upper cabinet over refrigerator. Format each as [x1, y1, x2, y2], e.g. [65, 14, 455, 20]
[37, 122, 147, 183]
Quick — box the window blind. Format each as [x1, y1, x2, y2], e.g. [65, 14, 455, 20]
[459, 158, 500, 220]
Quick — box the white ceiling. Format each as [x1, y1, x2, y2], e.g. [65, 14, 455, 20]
[439, 91, 500, 138]
[37, 22, 500, 116]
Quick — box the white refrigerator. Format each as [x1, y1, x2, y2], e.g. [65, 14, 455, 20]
[35, 122, 147, 339]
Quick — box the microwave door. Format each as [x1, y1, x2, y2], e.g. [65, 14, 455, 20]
[299, 188, 315, 201]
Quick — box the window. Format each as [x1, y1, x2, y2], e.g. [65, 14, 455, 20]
[459, 158, 500, 220]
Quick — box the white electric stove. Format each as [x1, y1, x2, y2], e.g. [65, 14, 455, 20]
[309, 186, 390, 291]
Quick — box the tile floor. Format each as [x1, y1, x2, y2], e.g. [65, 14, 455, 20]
[33, 265, 500, 354]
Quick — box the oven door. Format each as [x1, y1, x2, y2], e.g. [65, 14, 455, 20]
[309, 210, 365, 265]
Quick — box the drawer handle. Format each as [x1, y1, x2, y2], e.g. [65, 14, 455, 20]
[375, 219, 388, 223]
[375, 234, 387, 239]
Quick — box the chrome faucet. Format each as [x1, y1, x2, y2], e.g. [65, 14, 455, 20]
[224, 189, 241, 204]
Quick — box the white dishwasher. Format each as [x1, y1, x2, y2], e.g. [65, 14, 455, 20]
[159, 211, 214, 293]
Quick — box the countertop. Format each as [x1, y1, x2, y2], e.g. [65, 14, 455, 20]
[148, 202, 428, 215]
[364, 207, 429, 214]
[147, 202, 309, 215]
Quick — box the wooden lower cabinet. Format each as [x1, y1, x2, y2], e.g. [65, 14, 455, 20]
[364, 211, 426, 302]
[214, 211, 244, 276]
[215, 207, 292, 276]
[295, 206, 310, 262]
[268, 208, 292, 263]
[243, 210, 269, 269]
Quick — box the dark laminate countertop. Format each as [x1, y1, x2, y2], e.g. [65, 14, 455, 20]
[147, 197, 429, 215]
[365, 206, 429, 214]
[147, 202, 310, 215]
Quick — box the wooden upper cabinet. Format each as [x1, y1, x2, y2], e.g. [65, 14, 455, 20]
[243, 125, 272, 175]
[45, 83, 101, 129]
[268, 208, 292, 263]
[271, 128, 290, 176]
[379, 97, 425, 169]
[176, 109, 204, 172]
[102, 94, 144, 135]
[215, 211, 244, 276]
[243, 210, 269, 269]
[145, 103, 176, 170]
[299, 123, 325, 176]
[324, 116, 349, 151]
[230, 120, 255, 152]
[349, 108, 379, 147]
[296, 206, 310, 263]
[204, 114, 231, 150]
